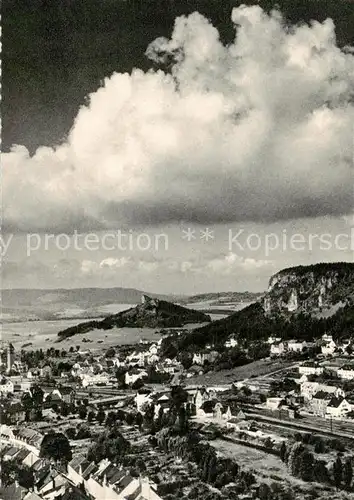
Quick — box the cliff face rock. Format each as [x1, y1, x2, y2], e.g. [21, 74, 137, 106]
[58, 295, 211, 340]
[263, 263, 354, 317]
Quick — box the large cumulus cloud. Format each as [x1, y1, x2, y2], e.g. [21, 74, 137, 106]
[3, 6, 354, 232]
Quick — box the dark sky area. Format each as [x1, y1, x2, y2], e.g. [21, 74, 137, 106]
[3, 0, 354, 152]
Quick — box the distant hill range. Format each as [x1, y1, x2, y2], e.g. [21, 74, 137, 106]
[179, 291, 263, 305]
[176, 262, 354, 350]
[1, 287, 259, 322]
[1, 288, 181, 322]
[57, 295, 211, 340]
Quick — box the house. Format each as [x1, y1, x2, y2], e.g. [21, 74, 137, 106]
[134, 389, 154, 412]
[0, 378, 14, 394]
[125, 368, 148, 386]
[270, 342, 286, 356]
[83, 459, 162, 500]
[287, 340, 307, 352]
[339, 339, 352, 354]
[267, 336, 282, 345]
[194, 387, 215, 415]
[266, 397, 286, 410]
[225, 337, 238, 348]
[321, 339, 337, 356]
[301, 381, 345, 401]
[322, 334, 334, 343]
[1, 402, 26, 424]
[146, 353, 160, 365]
[310, 391, 332, 417]
[326, 397, 352, 419]
[0, 483, 26, 500]
[79, 371, 110, 388]
[50, 386, 75, 404]
[337, 364, 354, 380]
[292, 373, 308, 385]
[39, 365, 52, 378]
[27, 369, 39, 379]
[192, 351, 218, 366]
[299, 362, 324, 376]
[223, 406, 233, 421]
[3, 446, 20, 461]
[126, 350, 146, 367]
[153, 393, 171, 417]
[35, 469, 69, 497]
[213, 402, 224, 421]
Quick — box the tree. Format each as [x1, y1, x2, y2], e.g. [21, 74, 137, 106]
[65, 427, 76, 440]
[298, 450, 314, 481]
[105, 347, 116, 358]
[135, 411, 143, 430]
[105, 411, 116, 427]
[125, 412, 135, 426]
[87, 410, 96, 422]
[177, 406, 188, 433]
[60, 402, 69, 417]
[132, 378, 144, 390]
[343, 458, 353, 489]
[258, 483, 271, 500]
[287, 442, 304, 477]
[78, 406, 87, 419]
[40, 432, 72, 464]
[97, 409, 106, 425]
[207, 455, 217, 484]
[280, 442, 287, 462]
[333, 454, 343, 488]
[170, 385, 188, 410]
[76, 423, 91, 440]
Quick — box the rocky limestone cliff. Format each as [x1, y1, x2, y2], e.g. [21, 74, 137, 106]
[263, 262, 354, 317]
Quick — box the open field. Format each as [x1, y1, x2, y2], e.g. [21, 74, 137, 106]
[2, 319, 162, 350]
[189, 359, 295, 386]
[209, 438, 340, 497]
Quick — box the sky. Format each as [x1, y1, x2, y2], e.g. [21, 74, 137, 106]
[2, 1, 354, 293]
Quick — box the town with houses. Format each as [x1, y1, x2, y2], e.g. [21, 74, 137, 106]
[1, 314, 354, 500]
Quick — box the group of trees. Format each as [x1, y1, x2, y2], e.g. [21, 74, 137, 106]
[21, 384, 44, 421]
[155, 428, 259, 496]
[86, 427, 131, 464]
[1, 460, 34, 489]
[280, 440, 353, 489]
[65, 423, 91, 440]
[39, 431, 72, 465]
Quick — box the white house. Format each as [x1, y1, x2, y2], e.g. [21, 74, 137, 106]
[79, 372, 110, 388]
[266, 397, 285, 410]
[321, 339, 337, 356]
[287, 340, 307, 352]
[270, 342, 286, 356]
[0, 378, 14, 394]
[125, 369, 148, 386]
[322, 334, 334, 343]
[192, 351, 218, 365]
[301, 381, 345, 401]
[135, 391, 154, 412]
[126, 351, 146, 367]
[267, 336, 281, 345]
[299, 362, 324, 376]
[326, 397, 352, 419]
[225, 337, 238, 348]
[337, 365, 354, 380]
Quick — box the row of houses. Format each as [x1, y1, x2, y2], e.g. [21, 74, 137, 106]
[298, 361, 354, 380]
[270, 334, 353, 357]
[0, 425, 162, 500]
[67, 455, 162, 500]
